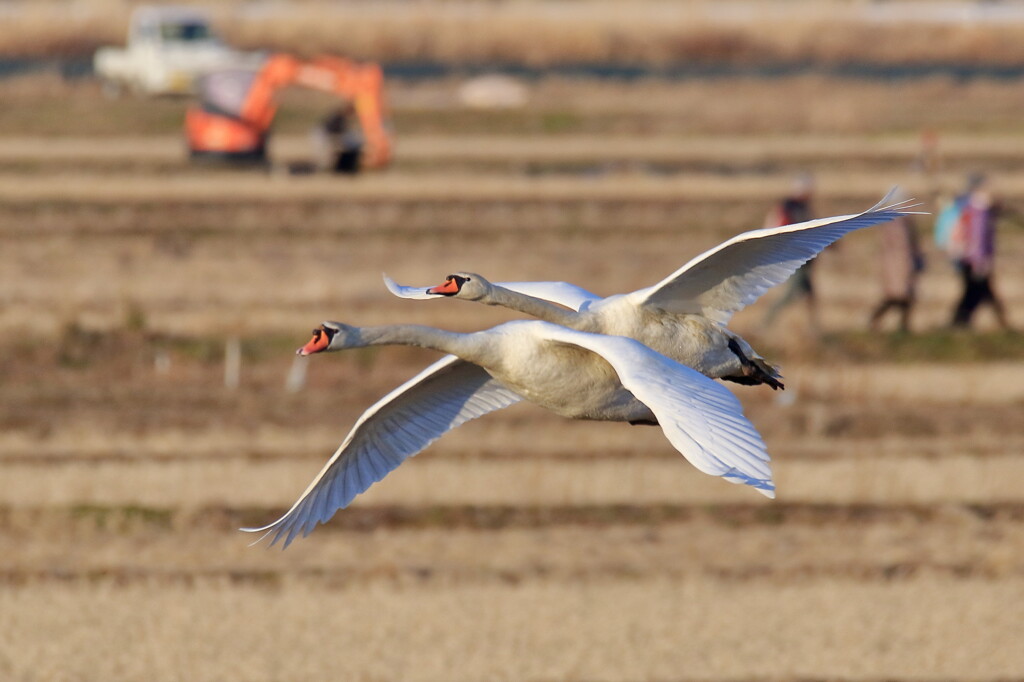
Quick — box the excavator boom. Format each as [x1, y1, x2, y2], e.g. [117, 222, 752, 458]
[185, 53, 392, 170]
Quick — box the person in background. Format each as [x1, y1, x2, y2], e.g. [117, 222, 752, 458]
[868, 207, 924, 333]
[313, 105, 363, 174]
[933, 171, 984, 256]
[947, 175, 1012, 330]
[762, 174, 820, 335]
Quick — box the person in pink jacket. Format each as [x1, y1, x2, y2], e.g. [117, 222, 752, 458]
[869, 211, 924, 333]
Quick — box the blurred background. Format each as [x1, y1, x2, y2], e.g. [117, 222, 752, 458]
[2, 1, 1023, 680]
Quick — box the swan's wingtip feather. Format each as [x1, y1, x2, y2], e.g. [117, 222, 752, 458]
[870, 187, 929, 216]
[240, 526, 280, 548]
[869, 185, 901, 212]
[239, 509, 290, 535]
[239, 522, 275, 534]
[382, 273, 402, 294]
[878, 199, 926, 214]
[380, 275, 436, 300]
[240, 513, 295, 549]
[721, 467, 776, 499]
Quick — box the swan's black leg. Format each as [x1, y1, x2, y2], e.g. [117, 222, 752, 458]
[724, 338, 785, 390]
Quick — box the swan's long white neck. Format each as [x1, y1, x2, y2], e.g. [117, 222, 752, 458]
[482, 286, 579, 326]
[333, 323, 490, 364]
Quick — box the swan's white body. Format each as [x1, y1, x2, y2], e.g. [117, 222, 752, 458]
[385, 190, 920, 386]
[244, 319, 773, 547]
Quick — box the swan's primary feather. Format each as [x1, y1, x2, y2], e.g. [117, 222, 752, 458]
[241, 355, 521, 547]
[631, 189, 923, 323]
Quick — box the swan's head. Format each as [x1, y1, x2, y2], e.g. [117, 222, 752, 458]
[297, 321, 353, 355]
[426, 272, 491, 301]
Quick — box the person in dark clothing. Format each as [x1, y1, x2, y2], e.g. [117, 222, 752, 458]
[762, 175, 819, 334]
[315, 106, 363, 174]
[948, 179, 1012, 329]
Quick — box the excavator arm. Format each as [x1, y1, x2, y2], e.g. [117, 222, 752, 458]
[185, 52, 392, 170]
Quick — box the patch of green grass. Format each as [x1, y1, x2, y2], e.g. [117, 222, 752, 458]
[156, 336, 223, 364]
[70, 504, 173, 532]
[0, 91, 186, 137]
[540, 111, 582, 134]
[392, 108, 596, 136]
[760, 329, 1024, 365]
[56, 322, 108, 369]
[122, 302, 147, 333]
[822, 329, 1024, 364]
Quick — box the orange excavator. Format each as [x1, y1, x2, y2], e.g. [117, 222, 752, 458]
[185, 53, 391, 172]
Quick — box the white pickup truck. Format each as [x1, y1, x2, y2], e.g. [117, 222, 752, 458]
[94, 5, 263, 96]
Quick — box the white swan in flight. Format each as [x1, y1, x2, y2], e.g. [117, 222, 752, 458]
[385, 190, 919, 389]
[243, 319, 773, 547]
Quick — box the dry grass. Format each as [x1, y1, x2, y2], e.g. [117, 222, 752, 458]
[8, 75, 1024, 138]
[7, 167, 1024, 211]
[3, 406, 1021, 464]
[5, 453, 1024, 512]
[10, 131, 1024, 164]
[6, 507, 1024, 583]
[0, 170, 939, 203]
[6, 0, 1024, 68]
[3, 180, 1022, 338]
[2, 579, 1023, 681]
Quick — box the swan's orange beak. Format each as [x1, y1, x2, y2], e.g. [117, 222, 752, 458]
[297, 327, 331, 356]
[427, 277, 460, 296]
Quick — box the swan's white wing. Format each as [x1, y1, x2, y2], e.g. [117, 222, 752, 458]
[493, 281, 600, 312]
[536, 322, 774, 497]
[630, 189, 922, 323]
[242, 355, 522, 547]
[382, 274, 440, 300]
[383, 273, 599, 312]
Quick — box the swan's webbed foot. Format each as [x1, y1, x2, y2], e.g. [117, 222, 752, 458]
[750, 358, 785, 391]
[725, 339, 785, 391]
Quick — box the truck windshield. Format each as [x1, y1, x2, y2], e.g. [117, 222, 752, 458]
[160, 22, 214, 42]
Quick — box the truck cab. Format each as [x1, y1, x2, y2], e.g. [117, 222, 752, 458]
[94, 6, 263, 96]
